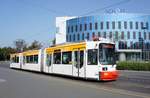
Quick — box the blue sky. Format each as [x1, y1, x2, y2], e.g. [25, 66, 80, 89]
[0, 0, 150, 47]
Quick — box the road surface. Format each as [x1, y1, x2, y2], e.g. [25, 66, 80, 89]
[0, 63, 150, 98]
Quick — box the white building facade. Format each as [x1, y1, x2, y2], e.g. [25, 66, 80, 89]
[55, 16, 76, 44]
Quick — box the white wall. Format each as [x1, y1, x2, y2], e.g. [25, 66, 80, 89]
[55, 16, 76, 44]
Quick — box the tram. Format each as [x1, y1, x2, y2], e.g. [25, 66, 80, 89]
[10, 39, 118, 81]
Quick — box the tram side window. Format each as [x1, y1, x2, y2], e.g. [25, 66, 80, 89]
[80, 51, 84, 68]
[87, 49, 98, 65]
[54, 52, 61, 64]
[12, 56, 19, 63]
[23, 56, 26, 64]
[26, 56, 30, 63]
[62, 51, 72, 64]
[34, 55, 38, 63]
[25, 55, 38, 64]
[47, 54, 52, 66]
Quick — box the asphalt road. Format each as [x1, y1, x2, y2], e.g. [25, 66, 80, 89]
[0, 63, 150, 98]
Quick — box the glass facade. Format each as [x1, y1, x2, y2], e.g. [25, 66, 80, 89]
[66, 14, 150, 61]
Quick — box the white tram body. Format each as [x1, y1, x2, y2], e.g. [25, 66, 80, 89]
[10, 39, 118, 81]
[10, 53, 22, 69]
[21, 50, 42, 72]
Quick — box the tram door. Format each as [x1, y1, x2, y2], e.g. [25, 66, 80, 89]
[73, 49, 85, 77]
[47, 54, 52, 73]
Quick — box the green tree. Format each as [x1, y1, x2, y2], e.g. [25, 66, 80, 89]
[0, 47, 16, 61]
[27, 40, 42, 50]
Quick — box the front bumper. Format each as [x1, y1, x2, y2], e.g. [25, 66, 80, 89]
[100, 71, 119, 81]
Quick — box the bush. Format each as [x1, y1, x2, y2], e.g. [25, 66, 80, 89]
[117, 61, 150, 71]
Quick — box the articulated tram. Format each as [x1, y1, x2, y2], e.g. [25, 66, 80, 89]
[10, 39, 118, 81]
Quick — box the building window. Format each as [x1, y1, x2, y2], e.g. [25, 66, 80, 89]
[119, 41, 126, 49]
[95, 22, 98, 30]
[67, 26, 70, 33]
[136, 22, 138, 29]
[69, 35, 72, 41]
[98, 32, 101, 37]
[115, 31, 118, 40]
[118, 21, 121, 29]
[124, 21, 127, 29]
[141, 22, 144, 29]
[127, 31, 130, 39]
[92, 32, 95, 38]
[73, 34, 76, 41]
[119, 41, 124, 49]
[75, 25, 78, 32]
[84, 24, 87, 31]
[144, 32, 146, 39]
[133, 32, 136, 39]
[130, 41, 133, 49]
[77, 33, 80, 41]
[82, 33, 84, 40]
[80, 24, 82, 31]
[71, 26, 73, 32]
[112, 21, 115, 29]
[146, 22, 149, 30]
[87, 33, 90, 40]
[139, 32, 141, 38]
[130, 21, 133, 29]
[133, 42, 136, 49]
[106, 21, 109, 29]
[103, 32, 106, 38]
[121, 31, 124, 39]
[109, 32, 112, 39]
[89, 23, 92, 30]
[149, 32, 150, 40]
[66, 35, 68, 41]
[136, 42, 139, 49]
[100, 22, 103, 29]
[125, 41, 127, 49]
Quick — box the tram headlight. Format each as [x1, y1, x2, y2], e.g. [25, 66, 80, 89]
[104, 72, 108, 76]
[102, 67, 108, 71]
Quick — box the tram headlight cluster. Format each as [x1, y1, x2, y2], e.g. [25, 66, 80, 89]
[102, 67, 108, 71]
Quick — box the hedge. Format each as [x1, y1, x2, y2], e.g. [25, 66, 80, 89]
[117, 61, 150, 71]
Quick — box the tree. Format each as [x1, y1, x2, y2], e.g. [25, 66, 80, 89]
[28, 40, 42, 50]
[0, 47, 16, 61]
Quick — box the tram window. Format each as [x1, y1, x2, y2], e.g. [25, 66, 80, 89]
[26, 56, 30, 63]
[25, 55, 38, 64]
[11, 57, 15, 63]
[54, 52, 61, 64]
[80, 51, 84, 68]
[47, 54, 52, 66]
[87, 49, 98, 65]
[62, 51, 72, 64]
[34, 55, 38, 64]
[12, 56, 19, 63]
[11, 57, 14, 62]
[16, 57, 19, 63]
[23, 56, 26, 64]
[30, 56, 33, 63]
[74, 51, 78, 68]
